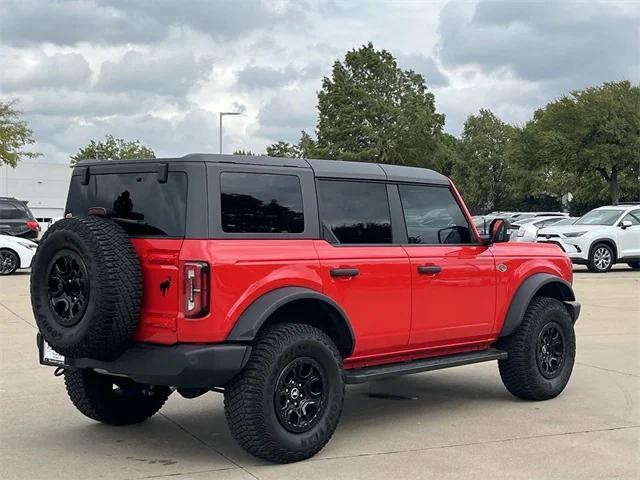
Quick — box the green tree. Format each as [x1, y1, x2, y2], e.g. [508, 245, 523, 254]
[0, 101, 41, 167]
[297, 131, 318, 158]
[266, 141, 299, 158]
[520, 81, 640, 205]
[71, 134, 155, 164]
[315, 42, 445, 165]
[265, 131, 318, 159]
[452, 109, 515, 213]
[233, 149, 259, 156]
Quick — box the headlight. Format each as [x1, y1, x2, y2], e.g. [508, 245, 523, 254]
[564, 231, 587, 238]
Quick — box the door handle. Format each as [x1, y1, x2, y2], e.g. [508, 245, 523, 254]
[330, 268, 359, 278]
[417, 265, 442, 275]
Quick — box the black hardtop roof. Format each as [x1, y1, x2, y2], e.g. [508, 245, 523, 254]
[77, 153, 449, 185]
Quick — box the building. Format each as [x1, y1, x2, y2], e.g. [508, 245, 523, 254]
[0, 160, 72, 221]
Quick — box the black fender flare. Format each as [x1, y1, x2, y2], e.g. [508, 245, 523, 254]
[500, 273, 580, 337]
[226, 286, 356, 356]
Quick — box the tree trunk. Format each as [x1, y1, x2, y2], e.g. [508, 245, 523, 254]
[609, 169, 620, 205]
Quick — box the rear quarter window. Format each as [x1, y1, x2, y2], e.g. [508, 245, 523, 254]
[220, 172, 304, 233]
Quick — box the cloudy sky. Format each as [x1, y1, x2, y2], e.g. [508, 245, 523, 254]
[1, 0, 638, 164]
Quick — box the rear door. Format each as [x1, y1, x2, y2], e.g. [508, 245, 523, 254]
[314, 179, 411, 357]
[397, 184, 497, 348]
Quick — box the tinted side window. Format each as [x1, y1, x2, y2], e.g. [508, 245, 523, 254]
[220, 172, 304, 233]
[317, 180, 391, 244]
[399, 185, 473, 244]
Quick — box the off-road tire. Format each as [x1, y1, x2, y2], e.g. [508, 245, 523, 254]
[64, 369, 171, 425]
[31, 216, 141, 360]
[627, 261, 640, 270]
[497, 297, 576, 401]
[0, 249, 19, 275]
[587, 242, 614, 273]
[224, 323, 345, 463]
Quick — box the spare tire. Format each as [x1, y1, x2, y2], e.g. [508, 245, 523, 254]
[31, 216, 142, 360]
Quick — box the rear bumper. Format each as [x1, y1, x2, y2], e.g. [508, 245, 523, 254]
[37, 334, 251, 388]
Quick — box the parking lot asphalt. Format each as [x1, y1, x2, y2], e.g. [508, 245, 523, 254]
[1, 266, 638, 480]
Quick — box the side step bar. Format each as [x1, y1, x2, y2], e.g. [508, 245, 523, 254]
[345, 348, 507, 384]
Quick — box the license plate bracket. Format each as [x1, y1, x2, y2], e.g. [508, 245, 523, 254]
[38, 335, 68, 367]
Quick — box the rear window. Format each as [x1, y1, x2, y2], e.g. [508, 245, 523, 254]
[0, 200, 32, 220]
[66, 172, 188, 237]
[220, 172, 304, 233]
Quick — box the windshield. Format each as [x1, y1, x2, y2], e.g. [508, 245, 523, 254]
[575, 209, 624, 226]
[552, 218, 575, 226]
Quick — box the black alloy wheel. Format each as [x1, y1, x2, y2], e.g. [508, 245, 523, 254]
[46, 250, 89, 327]
[275, 357, 326, 433]
[536, 322, 566, 379]
[0, 250, 19, 275]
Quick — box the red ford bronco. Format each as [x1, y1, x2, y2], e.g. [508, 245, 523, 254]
[32, 154, 580, 463]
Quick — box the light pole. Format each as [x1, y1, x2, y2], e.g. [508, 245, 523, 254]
[219, 111, 241, 154]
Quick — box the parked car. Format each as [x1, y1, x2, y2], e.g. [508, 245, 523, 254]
[0, 197, 40, 240]
[548, 217, 578, 226]
[0, 233, 38, 275]
[511, 216, 573, 242]
[537, 204, 640, 272]
[32, 154, 580, 463]
[506, 211, 568, 224]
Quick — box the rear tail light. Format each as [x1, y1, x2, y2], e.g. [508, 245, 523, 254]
[26, 220, 40, 232]
[183, 262, 210, 318]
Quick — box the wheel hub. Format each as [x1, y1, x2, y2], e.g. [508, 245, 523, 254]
[274, 357, 326, 433]
[46, 250, 89, 327]
[537, 322, 566, 379]
[594, 247, 611, 270]
[0, 251, 17, 274]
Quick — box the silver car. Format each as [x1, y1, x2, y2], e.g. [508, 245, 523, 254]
[512, 216, 575, 242]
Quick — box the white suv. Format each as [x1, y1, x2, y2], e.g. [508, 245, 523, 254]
[536, 204, 640, 273]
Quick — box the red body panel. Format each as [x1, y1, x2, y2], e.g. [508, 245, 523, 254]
[403, 245, 496, 347]
[313, 240, 412, 357]
[131, 238, 183, 344]
[131, 181, 573, 370]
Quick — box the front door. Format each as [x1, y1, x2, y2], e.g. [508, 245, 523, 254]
[617, 209, 640, 259]
[396, 184, 497, 348]
[314, 179, 411, 357]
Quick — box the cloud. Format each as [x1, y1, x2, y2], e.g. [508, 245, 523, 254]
[235, 63, 322, 91]
[0, 0, 309, 46]
[256, 87, 318, 142]
[15, 90, 159, 117]
[0, 52, 91, 92]
[397, 53, 449, 87]
[0, 0, 166, 46]
[96, 51, 213, 97]
[437, 0, 640, 86]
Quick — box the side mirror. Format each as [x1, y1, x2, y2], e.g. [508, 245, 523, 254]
[490, 218, 510, 243]
[620, 220, 632, 229]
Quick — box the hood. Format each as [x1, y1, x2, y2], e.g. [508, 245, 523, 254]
[0, 234, 38, 248]
[538, 224, 604, 235]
